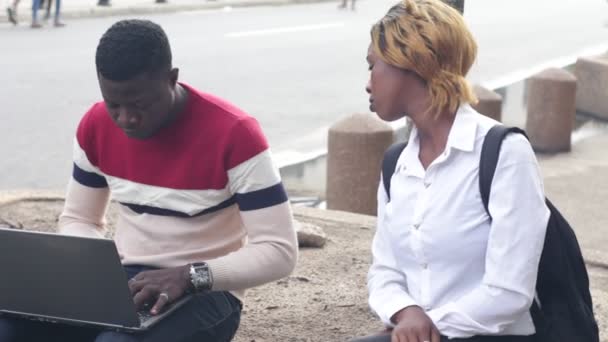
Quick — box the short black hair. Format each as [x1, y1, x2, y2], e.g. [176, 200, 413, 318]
[96, 19, 172, 81]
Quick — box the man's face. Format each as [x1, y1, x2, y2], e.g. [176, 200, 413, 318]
[98, 71, 175, 139]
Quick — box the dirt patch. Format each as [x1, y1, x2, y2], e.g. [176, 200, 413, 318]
[0, 199, 383, 341]
[2, 199, 606, 342]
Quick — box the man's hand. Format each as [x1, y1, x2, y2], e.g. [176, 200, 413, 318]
[128, 265, 192, 315]
[390, 306, 440, 342]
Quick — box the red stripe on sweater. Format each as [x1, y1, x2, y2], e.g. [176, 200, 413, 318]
[76, 84, 268, 190]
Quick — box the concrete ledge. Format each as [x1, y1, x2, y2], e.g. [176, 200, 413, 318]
[3, 190, 608, 270]
[1, 193, 607, 340]
[0, 190, 64, 207]
[294, 205, 376, 229]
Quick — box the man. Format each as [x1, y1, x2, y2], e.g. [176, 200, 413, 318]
[0, 19, 297, 342]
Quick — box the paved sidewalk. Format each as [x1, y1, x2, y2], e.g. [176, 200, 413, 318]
[538, 121, 608, 268]
[2, 0, 334, 24]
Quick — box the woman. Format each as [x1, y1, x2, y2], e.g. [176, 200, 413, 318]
[354, 1, 549, 341]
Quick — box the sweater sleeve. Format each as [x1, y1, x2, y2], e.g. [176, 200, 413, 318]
[58, 109, 110, 239]
[205, 117, 298, 290]
[58, 178, 109, 239]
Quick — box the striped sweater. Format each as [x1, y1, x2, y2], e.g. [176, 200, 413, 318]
[59, 84, 298, 300]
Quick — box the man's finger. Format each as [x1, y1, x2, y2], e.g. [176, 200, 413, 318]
[128, 278, 147, 296]
[132, 287, 155, 311]
[150, 292, 170, 315]
[133, 271, 148, 281]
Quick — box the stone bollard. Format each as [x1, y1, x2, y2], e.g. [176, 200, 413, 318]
[471, 85, 502, 122]
[526, 68, 577, 153]
[326, 113, 394, 216]
[575, 56, 608, 120]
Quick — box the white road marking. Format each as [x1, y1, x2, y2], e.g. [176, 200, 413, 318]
[225, 22, 345, 38]
[180, 7, 234, 15]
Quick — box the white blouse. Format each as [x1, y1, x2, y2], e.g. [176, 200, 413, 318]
[367, 104, 550, 338]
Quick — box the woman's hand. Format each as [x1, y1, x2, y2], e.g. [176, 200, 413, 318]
[390, 306, 441, 342]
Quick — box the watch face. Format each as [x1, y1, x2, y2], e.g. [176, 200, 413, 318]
[190, 262, 212, 292]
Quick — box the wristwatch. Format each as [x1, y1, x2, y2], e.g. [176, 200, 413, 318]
[189, 262, 213, 292]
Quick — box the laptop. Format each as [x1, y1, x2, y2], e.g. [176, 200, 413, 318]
[0, 227, 191, 332]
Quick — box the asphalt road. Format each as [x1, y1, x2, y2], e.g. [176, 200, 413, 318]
[0, 0, 606, 189]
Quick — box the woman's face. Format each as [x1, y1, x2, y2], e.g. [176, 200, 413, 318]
[365, 44, 429, 122]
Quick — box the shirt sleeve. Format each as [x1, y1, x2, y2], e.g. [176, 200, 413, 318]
[205, 117, 298, 291]
[427, 134, 550, 337]
[368, 175, 419, 327]
[58, 131, 110, 239]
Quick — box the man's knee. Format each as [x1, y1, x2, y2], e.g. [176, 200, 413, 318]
[95, 330, 139, 342]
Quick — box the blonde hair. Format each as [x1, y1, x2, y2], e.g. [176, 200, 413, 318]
[371, 0, 478, 118]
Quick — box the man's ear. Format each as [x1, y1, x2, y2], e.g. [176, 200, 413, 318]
[169, 68, 179, 87]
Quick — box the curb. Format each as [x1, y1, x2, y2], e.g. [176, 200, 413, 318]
[2, 0, 335, 23]
[0, 190, 64, 208]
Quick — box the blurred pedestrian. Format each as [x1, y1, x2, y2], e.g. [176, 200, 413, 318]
[31, 0, 63, 27]
[338, 0, 355, 10]
[5, 0, 19, 25]
[43, 0, 53, 20]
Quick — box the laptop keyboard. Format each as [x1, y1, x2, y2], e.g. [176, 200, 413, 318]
[137, 311, 154, 324]
[137, 301, 179, 325]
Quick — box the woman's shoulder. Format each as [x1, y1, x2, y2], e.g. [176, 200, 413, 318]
[462, 104, 536, 165]
[498, 131, 537, 166]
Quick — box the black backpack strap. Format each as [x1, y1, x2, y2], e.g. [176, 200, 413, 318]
[480, 125, 600, 342]
[382, 142, 407, 201]
[479, 126, 545, 319]
[479, 125, 527, 214]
